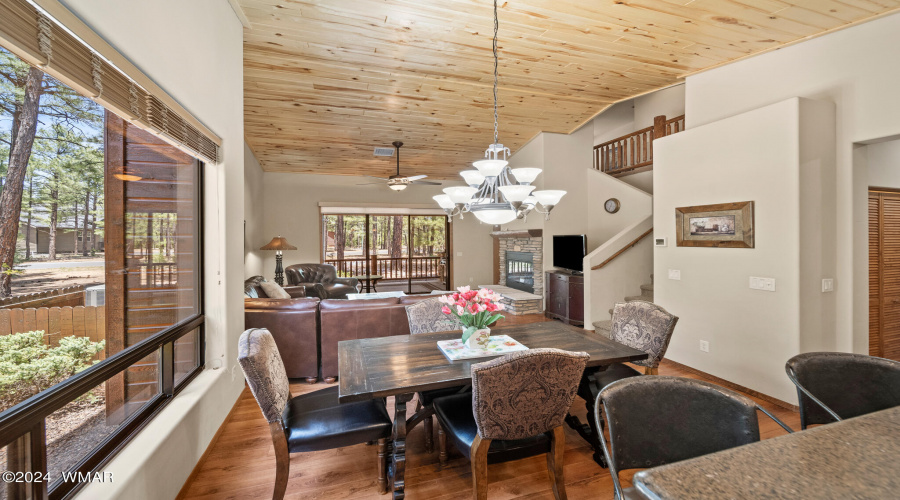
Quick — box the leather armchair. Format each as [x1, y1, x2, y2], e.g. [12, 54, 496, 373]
[285, 264, 357, 299]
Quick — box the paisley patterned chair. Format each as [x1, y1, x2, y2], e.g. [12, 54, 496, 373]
[404, 297, 466, 453]
[237, 328, 393, 499]
[432, 348, 589, 500]
[580, 300, 678, 404]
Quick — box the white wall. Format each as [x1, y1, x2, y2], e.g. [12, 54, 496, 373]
[683, 11, 900, 355]
[867, 138, 900, 188]
[654, 98, 835, 403]
[244, 143, 265, 277]
[63, 1, 246, 499]
[258, 172, 495, 289]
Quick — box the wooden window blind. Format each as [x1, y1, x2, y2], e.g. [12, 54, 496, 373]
[0, 0, 220, 164]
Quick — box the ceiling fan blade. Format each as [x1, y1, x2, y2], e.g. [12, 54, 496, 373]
[357, 181, 386, 185]
[405, 174, 428, 181]
[364, 175, 390, 180]
[411, 180, 442, 185]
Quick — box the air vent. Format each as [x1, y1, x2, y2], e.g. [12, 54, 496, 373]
[373, 147, 394, 157]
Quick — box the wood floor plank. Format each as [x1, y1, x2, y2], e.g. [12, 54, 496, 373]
[180, 315, 801, 500]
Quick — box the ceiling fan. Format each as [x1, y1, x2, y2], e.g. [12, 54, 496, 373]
[359, 141, 441, 191]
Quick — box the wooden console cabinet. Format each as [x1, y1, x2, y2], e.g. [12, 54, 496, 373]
[545, 271, 584, 326]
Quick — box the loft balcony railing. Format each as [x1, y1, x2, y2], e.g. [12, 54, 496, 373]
[594, 114, 685, 177]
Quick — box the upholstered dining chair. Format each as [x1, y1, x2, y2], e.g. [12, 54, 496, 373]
[596, 376, 793, 500]
[433, 348, 589, 500]
[404, 297, 466, 453]
[578, 300, 677, 412]
[786, 352, 900, 429]
[237, 328, 393, 499]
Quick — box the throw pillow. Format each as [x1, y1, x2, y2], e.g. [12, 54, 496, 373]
[260, 281, 291, 299]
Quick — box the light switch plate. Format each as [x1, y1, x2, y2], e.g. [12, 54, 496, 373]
[822, 279, 834, 292]
[668, 269, 681, 280]
[655, 237, 667, 247]
[700, 340, 710, 353]
[749, 277, 776, 291]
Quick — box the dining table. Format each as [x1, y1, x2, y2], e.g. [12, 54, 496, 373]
[629, 406, 900, 499]
[337, 320, 649, 499]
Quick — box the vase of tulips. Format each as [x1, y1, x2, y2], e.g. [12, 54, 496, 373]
[439, 286, 506, 349]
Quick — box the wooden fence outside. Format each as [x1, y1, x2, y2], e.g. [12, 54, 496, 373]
[0, 305, 106, 360]
[0, 285, 85, 309]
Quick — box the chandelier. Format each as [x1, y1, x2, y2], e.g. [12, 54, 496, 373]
[432, 0, 565, 225]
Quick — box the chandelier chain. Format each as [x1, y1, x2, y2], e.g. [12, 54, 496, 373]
[492, 0, 499, 145]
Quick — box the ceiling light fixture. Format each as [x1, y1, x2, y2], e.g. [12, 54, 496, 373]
[434, 0, 565, 224]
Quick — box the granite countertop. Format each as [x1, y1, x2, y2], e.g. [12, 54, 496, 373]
[633, 406, 900, 499]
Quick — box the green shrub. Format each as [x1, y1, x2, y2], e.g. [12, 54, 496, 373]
[0, 331, 105, 412]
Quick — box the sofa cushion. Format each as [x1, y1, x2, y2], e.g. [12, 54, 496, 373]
[261, 281, 291, 299]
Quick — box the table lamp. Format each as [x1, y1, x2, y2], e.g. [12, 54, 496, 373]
[260, 236, 297, 285]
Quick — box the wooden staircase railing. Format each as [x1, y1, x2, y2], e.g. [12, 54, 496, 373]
[590, 227, 653, 271]
[593, 114, 685, 177]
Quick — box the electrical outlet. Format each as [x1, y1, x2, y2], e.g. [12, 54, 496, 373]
[668, 269, 681, 280]
[469, 277, 474, 282]
[749, 277, 776, 291]
[822, 279, 834, 292]
[700, 340, 710, 353]
[456, 251, 463, 257]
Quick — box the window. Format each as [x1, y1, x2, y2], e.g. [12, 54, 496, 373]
[0, 44, 204, 500]
[321, 213, 450, 294]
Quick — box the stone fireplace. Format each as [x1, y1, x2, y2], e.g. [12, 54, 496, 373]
[482, 229, 543, 315]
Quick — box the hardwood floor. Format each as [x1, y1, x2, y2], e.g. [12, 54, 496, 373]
[179, 316, 801, 500]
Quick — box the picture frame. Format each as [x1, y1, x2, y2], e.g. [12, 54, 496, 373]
[675, 201, 754, 248]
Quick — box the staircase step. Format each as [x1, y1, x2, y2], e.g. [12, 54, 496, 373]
[640, 283, 654, 293]
[624, 295, 652, 303]
[592, 320, 612, 338]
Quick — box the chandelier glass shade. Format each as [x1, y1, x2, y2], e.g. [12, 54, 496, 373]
[434, 0, 565, 224]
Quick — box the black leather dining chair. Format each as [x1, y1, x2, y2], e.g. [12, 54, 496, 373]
[237, 328, 393, 499]
[786, 352, 900, 429]
[595, 376, 793, 500]
[433, 348, 589, 500]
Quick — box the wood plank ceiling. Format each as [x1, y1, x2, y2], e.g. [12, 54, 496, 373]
[240, 0, 900, 178]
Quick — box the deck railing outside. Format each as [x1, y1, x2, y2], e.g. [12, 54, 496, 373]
[325, 256, 444, 279]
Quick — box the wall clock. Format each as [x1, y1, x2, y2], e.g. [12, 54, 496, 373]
[604, 198, 621, 214]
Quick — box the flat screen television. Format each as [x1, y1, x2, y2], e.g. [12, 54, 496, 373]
[553, 235, 587, 273]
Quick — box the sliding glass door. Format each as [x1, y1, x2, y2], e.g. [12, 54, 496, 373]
[322, 213, 449, 294]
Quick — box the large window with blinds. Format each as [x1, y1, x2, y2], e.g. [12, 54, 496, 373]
[0, 2, 210, 499]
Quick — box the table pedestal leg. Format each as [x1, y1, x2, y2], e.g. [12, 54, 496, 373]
[564, 367, 608, 467]
[390, 393, 414, 499]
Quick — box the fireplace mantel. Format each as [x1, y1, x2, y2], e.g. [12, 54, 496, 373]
[491, 229, 543, 239]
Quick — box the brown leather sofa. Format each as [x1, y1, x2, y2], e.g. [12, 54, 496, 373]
[244, 276, 320, 382]
[319, 295, 435, 383]
[285, 263, 358, 299]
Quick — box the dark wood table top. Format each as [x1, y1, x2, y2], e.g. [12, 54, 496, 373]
[338, 321, 648, 403]
[632, 406, 900, 499]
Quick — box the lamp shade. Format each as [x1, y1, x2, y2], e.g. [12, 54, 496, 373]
[472, 209, 517, 225]
[443, 186, 478, 204]
[532, 190, 567, 206]
[433, 194, 455, 209]
[510, 168, 541, 184]
[498, 184, 535, 202]
[472, 159, 507, 177]
[460, 170, 486, 187]
[260, 236, 297, 251]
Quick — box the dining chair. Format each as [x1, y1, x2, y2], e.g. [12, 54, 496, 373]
[785, 352, 900, 429]
[433, 348, 589, 500]
[237, 328, 393, 499]
[404, 297, 468, 453]
[595, 376, 793, 500]
[569, 301, 677, 465]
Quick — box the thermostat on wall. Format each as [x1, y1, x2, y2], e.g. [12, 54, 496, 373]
[655, 237, 667, 247]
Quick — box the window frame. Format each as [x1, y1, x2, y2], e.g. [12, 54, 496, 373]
[0, 163, 206, 500]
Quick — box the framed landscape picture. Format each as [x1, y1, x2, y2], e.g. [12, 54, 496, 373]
[675, 201, 754, 248]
